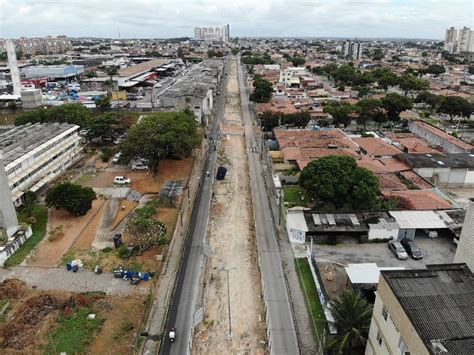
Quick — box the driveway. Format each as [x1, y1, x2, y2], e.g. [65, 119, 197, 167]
[313, 235, 457, 269]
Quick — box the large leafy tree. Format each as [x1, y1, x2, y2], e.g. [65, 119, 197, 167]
[356, 99, 384, 130]
[85, 113, 120, 139]
[323, 101, 355, 127]
[15, 103, 91, 126]
[299, 155, 380, 210]
[120, 110, 200, 172]
[259, 111, 311, 131]
[437, 96, 473, 122]
[327, 289, 373, 354]
[250, 75, 273, 103]
[381, 93, 413, 122]
[415, 91, 441, 113]
[46, 182, 96, 216]
[398, 74, 428, 97]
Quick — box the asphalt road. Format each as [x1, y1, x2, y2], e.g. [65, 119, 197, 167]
[160, 61, 227, 355]
[237, 57, 300, 354]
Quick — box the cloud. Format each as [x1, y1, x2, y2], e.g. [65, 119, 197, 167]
[0, 0, 471, 39]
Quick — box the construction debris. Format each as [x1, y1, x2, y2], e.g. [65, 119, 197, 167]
[0, 279, 25, 299]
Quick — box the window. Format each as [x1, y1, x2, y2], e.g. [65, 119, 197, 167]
[398, 337, 410, 355]
[376, 331, 383, 346]
[382, 305, 389, 321]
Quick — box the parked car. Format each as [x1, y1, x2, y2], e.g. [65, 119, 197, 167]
[113, 137, 124, 145]
[114, 176, 131, 185]
[131, 161, 149, 170]
[112, 152, 122, 164]
[400, 239, 423, 260]
[78, 129, 89, 137]
[423, 229, 438, 238]
[388, 240, 408, 260]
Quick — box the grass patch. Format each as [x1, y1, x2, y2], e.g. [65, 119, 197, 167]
[4, 206, 48, 267]
[76, 172, 95, 185]
[295, 258, 327, 336]
[284, 186, 312, 208]
[44, 307, 103, 354]
[113, 320, 135, 340]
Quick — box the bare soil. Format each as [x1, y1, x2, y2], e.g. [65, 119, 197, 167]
[27, 199, 106, 267]
[193, 58, 267, 354]
[0, 279, 145, 354]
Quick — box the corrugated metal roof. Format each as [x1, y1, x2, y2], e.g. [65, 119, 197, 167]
[389, 210, 446, 229]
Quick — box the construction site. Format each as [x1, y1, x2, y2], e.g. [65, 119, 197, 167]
[192, 58, 268, 354]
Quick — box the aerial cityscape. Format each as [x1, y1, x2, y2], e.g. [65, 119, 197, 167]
[0, 0, 473, 354]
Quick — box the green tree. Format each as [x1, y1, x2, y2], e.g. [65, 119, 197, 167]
[415, 91, 441, 113]
[22, 191, 37, 218]
[121, 111, 200, 172]
[377, 72, 399, 92]
[14, 104, 91, 126]
[323, 101, 355, 127]
[290, 57, 306, 66]
[382, 93, 413, 122]
[438, 96, 473, 122]
[356, 99, 384, 130]
[299, 155, 380, 210]
[398, 74, 428, 97]
[327, 289, 373, 354]
[231, 48, 240, 55]
[421, 64, 445, 76]
[46, 182, 96, 216]
[177, 47, 184, 58]
[85, 113, 119, 139]
[250, 75, 273, 103]
[86, 71, 97, 78]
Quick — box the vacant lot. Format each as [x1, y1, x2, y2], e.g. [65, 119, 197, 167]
[0, 279, 145, 354]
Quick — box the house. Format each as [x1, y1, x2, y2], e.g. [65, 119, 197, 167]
[366, 264, 474, 355]
[353, 137, 403, 158]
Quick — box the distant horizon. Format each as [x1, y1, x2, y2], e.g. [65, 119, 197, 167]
[0, 0, 471, 40]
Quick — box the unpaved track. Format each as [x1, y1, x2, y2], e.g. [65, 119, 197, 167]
[193, 59, 267, 354]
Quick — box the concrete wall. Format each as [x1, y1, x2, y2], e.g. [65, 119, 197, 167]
[415, 167, 472, 186]
[409, 121, 470, 153]
[0, 226, 32, 266]
[368, 225, 399, 240]
[454, 201, 474, 271]
[0, 157, 19, 237]
[366, 276, 429, 355]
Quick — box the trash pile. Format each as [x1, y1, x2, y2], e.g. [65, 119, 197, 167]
[0, 292, 104, 350]
[0, 279, 25, 299]
[66, 259, 84, 272]
[113, 266, 152, 286]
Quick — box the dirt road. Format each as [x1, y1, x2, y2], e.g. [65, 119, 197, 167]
[193, 59, 267, 354]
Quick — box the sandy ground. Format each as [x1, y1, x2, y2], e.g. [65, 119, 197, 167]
[82, 158, 194, 194]
[193, 59, 267, 354]
[27, 199, 106, 267]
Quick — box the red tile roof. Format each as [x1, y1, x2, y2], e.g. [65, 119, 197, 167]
[357, 157, 410, 174]
[353, 137, 403, 157]
[383, 190, 452, 210]
[400, 171, 433, 190]
[377, 173, 408, 191]
[412, 120, 473, 151]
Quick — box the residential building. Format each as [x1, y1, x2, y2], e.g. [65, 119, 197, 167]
[194, 25, 230, 42]
[366, 264, 474, 355]
[0, 123, 83, 206]
[341, 41, 363, 60]
[443, 26, 474, 53]
[444, 27, 458, 53]
[0, 36, 72, 56]
[454, 199, 474, 270]
[279, 67, 306, 87]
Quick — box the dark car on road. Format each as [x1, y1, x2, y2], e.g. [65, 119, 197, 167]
[400, 239, 423, 260]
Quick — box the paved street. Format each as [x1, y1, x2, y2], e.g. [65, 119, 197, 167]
[159, 61, 228, 355]
[0, 266, 147, 295]
[238, 57, 300, 354]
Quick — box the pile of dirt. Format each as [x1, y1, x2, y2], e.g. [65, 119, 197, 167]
[0, 292, 105, 350]
[0, 279, 25, 299]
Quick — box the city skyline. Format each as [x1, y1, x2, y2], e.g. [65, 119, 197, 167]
[0, 0, 472, 40]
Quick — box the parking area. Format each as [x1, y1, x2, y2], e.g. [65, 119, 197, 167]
[313, 234, 457, 269]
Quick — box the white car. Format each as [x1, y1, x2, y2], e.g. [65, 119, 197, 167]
[114, 176, 131, 185]
[112, 152, 122, 164]
[131, 161, 149, 170]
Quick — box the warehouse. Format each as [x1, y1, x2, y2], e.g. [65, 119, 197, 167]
[0, 122, 83, 205]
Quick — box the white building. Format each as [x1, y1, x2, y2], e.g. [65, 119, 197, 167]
[444, 26, 474, 53]
[341, 41, 363, 60]
[454, 199, 474, 270]
[279, 67, 306, 87]
[0, 123, 83, 206]
[194, 25, 230, 43]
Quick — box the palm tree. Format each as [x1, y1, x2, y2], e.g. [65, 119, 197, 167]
[327, 289, 373, 354]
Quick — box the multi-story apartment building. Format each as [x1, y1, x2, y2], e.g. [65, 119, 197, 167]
[444, 26, 474, 54]
[194, 25, 230, 42]
[366, 264, 474, 355]
[0, 122, 83, 206]
[0, 36, 72, 56]
[341, 40, 363, 60]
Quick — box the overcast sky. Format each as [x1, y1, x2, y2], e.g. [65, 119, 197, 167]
[0, 0, 473, 40]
